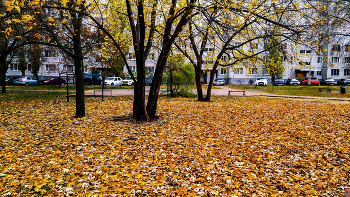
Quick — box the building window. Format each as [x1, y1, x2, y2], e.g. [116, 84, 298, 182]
[148, 53, 155, 60]
[332, 45, 341, 51]
[146, 67, 154, 74]
[233, 68, 243, 75]
[345, 57, 350, 63]
[204, 48, 214, 52]
[250, 68, 258, 74]
[64, 65, 73, 72]
[281, 43, 287, 51]
[221, 68, 226, 75]
[344, 69, 350, 75]
[10, 64, 18, 71]
[317, 57, 323, 63]
[46, 64, 56, 71]
[299, 62, 310, 65]
[129, 53, 135, 59]
[251, 43, 258, 49]
[318, 45, 324, 53]
[221, 56, 228, 61]
[262, 68, 268, 75]
[300, 50, 312, 54]
[27, 64, 32, 72]
[331, 69, 339, 76]
[332, 57, 339, 63]
[263, 55, 268, 61]
[346, 45, 350, 52]
[317, 71, 322, 75]
[44, 50, 54, 57]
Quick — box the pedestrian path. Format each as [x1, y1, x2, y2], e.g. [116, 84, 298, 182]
[84, 86, 350, 101]
[220, 86, 350, 101]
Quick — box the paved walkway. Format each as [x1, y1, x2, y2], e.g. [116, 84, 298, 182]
[84, 86, 350, 101]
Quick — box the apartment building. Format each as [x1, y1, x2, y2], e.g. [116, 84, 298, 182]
[6, 47, 96, 83]
[6, 34, 350, 85]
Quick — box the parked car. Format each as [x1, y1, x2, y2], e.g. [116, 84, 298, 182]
[145, 76, 153, 86]
[255, 78, 268, 86]
[302, 78, 320, 85]
[13, 76, 38, 85]
[84, 76, 102, 85]
[122, 77, 136, 86]
[104, 77, 122, 86]
[272, 79, 285, 86]
[6, 76, 22, 85]
[39, 76, 53, 81]
[320, 78, 337, 86]
[213, 78, 225, 86]
[41, 77, 66, 85]
[285, 78, 300, 85]
[337, 78, 350, 85]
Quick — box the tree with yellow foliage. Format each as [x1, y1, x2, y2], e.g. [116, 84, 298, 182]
[175, 0, 305, 101]
[31, 0, 101, 117]
[87, 0, 197, 120]
[0, 0, 39, 93]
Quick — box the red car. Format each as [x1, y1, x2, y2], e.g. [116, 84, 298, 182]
[302, 78, 320, 85]
[41, 77, 66, 85]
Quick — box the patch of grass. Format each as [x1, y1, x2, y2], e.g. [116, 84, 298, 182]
[0, 91, 67, 101]
[231, 85, 350, 98]
[6, 84, 135, 91]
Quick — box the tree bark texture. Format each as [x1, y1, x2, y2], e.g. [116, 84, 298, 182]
[73, 58, 85, 117]
[133, 58, 148, 120]
[194, 63, 204, 101]
[147, 53, 168, 118]
[169, 70, 174, 97]
[72, 25, 85, 117]
[1, 67, 6, 93]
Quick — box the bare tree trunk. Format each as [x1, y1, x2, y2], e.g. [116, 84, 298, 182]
[73, 28, 85, 117]
[169, 70, 174, 97]
[195, 63, 204, 101]
[133, 59, 148, 120]
[147, 54, 168, 118]
[34, 73, 40, 86]
[74, 57, 85, 117]
[205, 69, 216, 101]
[1, 67, 6, 93]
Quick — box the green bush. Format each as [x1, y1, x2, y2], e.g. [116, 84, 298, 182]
[173, 87, 196, 98]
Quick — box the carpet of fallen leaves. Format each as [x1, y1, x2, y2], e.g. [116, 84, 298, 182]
[0, 96, 350, 196]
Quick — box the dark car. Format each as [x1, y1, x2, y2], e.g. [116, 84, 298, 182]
[145, 76, 153, 86]
[6, 76, 22, 85]
[337, 79, 350, 85]
[302, 78, 320, 85]
[272, 79, 285, 86]
[84, 76, 102, 85]
[41, 77, 66, 85]
[285, 78, 300, 85]
[320, 78, 337, 86]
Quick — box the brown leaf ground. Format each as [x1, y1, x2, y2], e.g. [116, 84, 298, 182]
[0, 96, 349, 196]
